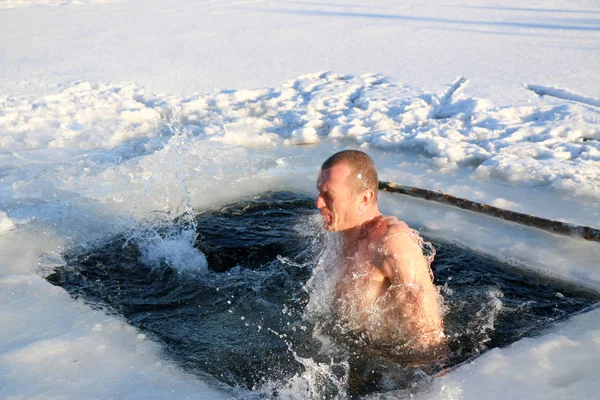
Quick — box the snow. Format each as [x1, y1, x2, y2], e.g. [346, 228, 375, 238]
[3, 75, 598, 202]
[0, 274, 228, 400]
[1, 0, 600, 398]
[0, 0, 119, 9]
[2, 0, 599, 104]
[526, 84, 600, 108]
[409, 305, 600, 400]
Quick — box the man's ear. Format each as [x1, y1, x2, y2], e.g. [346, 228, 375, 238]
[361, 189, 375, 205]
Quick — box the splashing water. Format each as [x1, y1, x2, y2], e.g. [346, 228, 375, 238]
[118, 112, 207, 273]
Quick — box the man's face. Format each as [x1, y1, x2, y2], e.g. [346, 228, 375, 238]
[316, 164, 361, 232]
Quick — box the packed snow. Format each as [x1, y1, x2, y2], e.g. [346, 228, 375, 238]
[1, 0, 599, 398]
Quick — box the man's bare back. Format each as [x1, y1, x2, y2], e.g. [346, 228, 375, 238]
[315, 150, 447, 364]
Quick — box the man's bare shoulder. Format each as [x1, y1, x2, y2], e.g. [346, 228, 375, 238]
[382, 216, 411, 235]
[362, 215, 411, 237]
[361, 216, 415, 248]
[375, 216, 423, 255]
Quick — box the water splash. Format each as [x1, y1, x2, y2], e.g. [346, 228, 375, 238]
[302, 225, 344, 322]
[119, 110, 207, 273]
[257, 328, 350, 399]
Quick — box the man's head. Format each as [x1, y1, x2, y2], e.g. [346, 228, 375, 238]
[316, 150, 379, 232]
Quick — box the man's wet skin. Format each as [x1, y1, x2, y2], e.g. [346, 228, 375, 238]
[316, 155, 447, 363]
[335, 215, 447, 360]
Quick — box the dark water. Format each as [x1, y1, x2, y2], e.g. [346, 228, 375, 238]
[46, 191, 599, 398]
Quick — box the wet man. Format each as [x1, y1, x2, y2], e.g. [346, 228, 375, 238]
[316, 150, 447, 364]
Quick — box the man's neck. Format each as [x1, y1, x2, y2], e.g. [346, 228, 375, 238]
[341, 208, 382, 246]
[342, 226, 362, 247]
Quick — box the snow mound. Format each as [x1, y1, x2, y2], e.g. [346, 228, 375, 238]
[411, 306, 600, 400]
[3, 73, 598, 199]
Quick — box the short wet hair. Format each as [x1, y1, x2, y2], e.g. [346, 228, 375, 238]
[321, 150, 378, 199]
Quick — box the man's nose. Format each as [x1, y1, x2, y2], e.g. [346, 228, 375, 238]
[316, 194, 325, 209]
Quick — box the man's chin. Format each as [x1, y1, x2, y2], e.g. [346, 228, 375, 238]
[323, 221, 337, 232]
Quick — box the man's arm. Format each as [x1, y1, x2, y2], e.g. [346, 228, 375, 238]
[376, 225, 446, 353]
[378, 226, 431, 286]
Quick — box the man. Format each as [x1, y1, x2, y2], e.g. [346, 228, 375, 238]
[316, 150, 447, 364]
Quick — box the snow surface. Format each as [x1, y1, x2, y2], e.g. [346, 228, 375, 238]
[1, 0, 600, 398]
[0, 0, 119, 9]
[409, 304, 600, 400]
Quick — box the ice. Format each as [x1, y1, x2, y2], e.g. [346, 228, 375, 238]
[0, 275, 229, 399]
[1, 0, 600, 398]
[407, 306, 600, 400]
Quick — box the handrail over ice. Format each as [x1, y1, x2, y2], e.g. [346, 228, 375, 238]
[378, 181, 600, 244]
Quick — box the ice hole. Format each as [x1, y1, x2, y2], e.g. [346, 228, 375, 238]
[46, 191, 600, 398]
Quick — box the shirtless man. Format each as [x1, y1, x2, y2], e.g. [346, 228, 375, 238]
[316, 150, 447, 363]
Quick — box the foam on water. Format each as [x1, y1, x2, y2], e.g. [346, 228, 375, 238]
[127, 221, 208, 273]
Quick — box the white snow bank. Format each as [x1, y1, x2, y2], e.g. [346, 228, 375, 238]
[526, 84, 600, 109]
[2, 74, 599, 281]
[3, 74, 598, 205]
[0, 82, 161, 152]
[410, 305, 600, 400]
[2, 73, 598, 277]
[0, 274, 229, 399]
